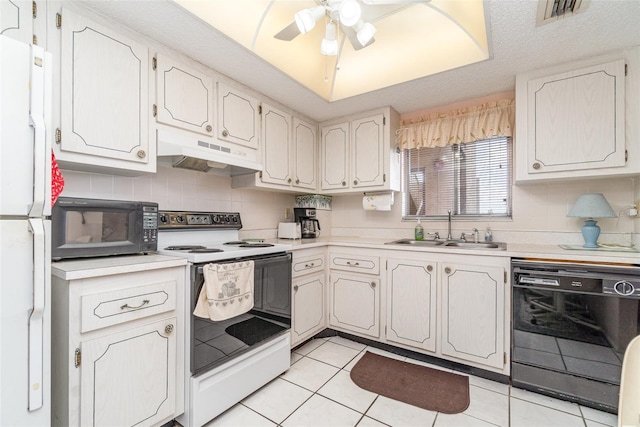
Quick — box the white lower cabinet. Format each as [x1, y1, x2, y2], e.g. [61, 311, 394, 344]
[51, 256, 186, 427]
[291, 250, 326, 347]
[386, 259, 437, 352]
[440, 261, 507, 370]
[329, 272, 380, 338]
[80, 318, 177, 427]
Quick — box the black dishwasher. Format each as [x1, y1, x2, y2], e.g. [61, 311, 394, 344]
[511, 258, 640, 413]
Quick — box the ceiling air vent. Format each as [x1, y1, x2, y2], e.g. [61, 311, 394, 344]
[537, 0, 590, 26]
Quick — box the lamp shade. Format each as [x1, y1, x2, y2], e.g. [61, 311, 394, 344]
[567, 193, 617, 219]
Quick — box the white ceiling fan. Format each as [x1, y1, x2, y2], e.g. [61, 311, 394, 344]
[274, 0, 431, 55]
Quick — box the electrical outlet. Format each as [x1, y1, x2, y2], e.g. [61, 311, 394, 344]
[285, 207, 292, 220]
[633, 200, 640, 217]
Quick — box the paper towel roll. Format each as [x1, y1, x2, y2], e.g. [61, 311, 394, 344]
[362, 193, 394, 211]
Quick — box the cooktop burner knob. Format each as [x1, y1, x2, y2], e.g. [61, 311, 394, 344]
[176, 215, 185, 224]
[212, 215, 220, 223]
[159, 213, 168, 224]
[224, 215, 230, 223]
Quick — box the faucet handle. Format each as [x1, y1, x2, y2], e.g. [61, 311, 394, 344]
[459, 232, 467, 242]
[425, 231, 440, 240]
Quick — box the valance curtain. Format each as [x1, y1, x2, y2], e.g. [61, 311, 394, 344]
[396, 99, 515, 150]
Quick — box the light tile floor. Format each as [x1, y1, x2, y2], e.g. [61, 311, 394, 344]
[205, 336, 619, 427]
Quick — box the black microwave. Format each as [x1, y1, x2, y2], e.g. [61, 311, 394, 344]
[51, 197, 158, 261]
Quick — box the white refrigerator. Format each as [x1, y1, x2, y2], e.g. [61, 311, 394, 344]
[0, 35, 53, 426]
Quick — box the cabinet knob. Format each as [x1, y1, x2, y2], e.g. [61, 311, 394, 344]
[293, 285, 299, 292]
[222, 129, 229, 137]
[164, 324, 174, 334]
[342, 181, 346, 186]
[427, 265, 433, 272]
[532, 162, 541, 170]
[287, 178, 292, 183]
[206, 125, 212, 133]
[136, 150, 146, 159]
[370, 282, 376, 288]
[445, 267, 452, 274]
[296, 179, 300, 184]
[353, 180, 358, 186]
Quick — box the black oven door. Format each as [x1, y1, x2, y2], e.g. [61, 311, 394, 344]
[190, 252, 292, 376]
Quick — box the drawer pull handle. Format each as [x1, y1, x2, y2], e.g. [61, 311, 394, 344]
[120, 299, 150, 310]
[165, 324, 174, 334]
[305, 263, 315, 268]
[346, 261, 360, 266]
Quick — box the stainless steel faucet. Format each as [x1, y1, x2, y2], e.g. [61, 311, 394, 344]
[447, 209, 453, 240]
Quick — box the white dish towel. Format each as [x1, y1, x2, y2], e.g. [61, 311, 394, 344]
[193, 260, 255, 321]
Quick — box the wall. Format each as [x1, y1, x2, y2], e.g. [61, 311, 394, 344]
[330, 176, 639, 247]
[59, 166, 298, 240]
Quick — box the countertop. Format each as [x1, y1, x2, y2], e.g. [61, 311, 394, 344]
[51, 254, 188, 280]
[274, 236, 640, 265]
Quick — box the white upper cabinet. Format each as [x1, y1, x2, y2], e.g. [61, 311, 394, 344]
[320, 107, 400, 194]
[320, 122, 350, 190]
[261, 103, 292, 186]
[292, 117, 317, 191]
[515, 48, 640, 183]
[56, 7, 154, 174]
[232, 111, 318, 193]
[216, 81, 259, 149]
[0, 0, 31, 44]
[154, 53, 214, 136]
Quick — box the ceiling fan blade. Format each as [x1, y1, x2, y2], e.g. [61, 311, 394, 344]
[274, 21, 301, 41]
[342, 25, 375, 51]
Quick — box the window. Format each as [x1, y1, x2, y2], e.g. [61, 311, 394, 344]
[402, 137, 512, 219]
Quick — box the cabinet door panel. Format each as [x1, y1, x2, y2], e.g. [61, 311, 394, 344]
[0, 0, 31, 44]
[351, 114, 384, 188]
[292, 272, 326, 346]
[441, 264, 504, 369]
[386, 260, 436, 352]
[217, 82, 259, 149]
[321, 123, 349, 190]
[60, 8, 149, 164]
[329, 272, 379, 338]
[527, 60, 625, 173]
[261, 104, 291, 185]
[155, 53, 214, 136]
[80, 318, 176, 427]
[293, 118, 317, 190]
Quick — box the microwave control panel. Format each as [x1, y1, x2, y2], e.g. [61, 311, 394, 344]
[142, 204, 158, 245]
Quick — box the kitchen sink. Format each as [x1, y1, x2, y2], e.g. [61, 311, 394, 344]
[385, 239, 506, 250]
[385, 239, 443, 246]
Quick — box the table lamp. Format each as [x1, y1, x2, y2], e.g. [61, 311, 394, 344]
[567, 193, 617, 248]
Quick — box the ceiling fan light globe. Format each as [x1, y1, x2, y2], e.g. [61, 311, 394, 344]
[321, 38, 338, 56]
[339, 0, 362, 27]
[357, 22, 376, 46]
[295, 10, 316, 34]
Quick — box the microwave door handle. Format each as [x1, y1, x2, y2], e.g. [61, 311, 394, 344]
[28, 45, 51, 218]
[27, 219, 49, 411]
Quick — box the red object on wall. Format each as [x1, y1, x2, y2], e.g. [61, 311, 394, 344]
[51, 152, 64, 205]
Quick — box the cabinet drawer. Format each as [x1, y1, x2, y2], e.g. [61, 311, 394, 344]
[330, 253, 379, 275]
[292, 253, 325, 278]
[81, 280, 176, 333]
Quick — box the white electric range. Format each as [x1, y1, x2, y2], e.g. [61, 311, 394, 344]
[157, 210, 293, 427]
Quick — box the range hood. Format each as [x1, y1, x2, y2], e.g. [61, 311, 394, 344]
[156, 128, 262, 175]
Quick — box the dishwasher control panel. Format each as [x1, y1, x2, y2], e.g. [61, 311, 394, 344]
[603, 279, 640, 298]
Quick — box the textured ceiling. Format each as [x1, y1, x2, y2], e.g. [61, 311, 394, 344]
[82, 0, 640, 122]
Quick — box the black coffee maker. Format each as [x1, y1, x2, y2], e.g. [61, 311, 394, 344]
[294, 208, 321, 239]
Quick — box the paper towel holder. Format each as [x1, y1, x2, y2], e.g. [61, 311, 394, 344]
[363, 191, 395, 206]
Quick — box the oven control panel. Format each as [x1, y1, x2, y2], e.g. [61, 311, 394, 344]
[158, 211, 242, 229]
[603, 279, 640, 298]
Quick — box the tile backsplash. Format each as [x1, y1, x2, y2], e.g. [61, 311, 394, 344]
[59, 166, 296, 239]
[59, 166, 638, 246]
